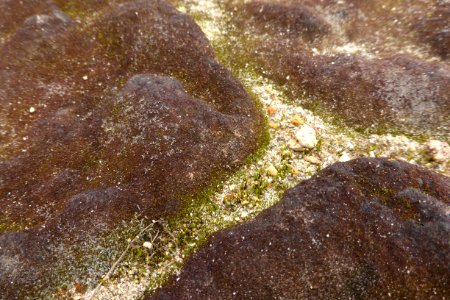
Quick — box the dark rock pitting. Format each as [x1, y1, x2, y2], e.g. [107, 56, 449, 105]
[0, 0, 264, 298]
[150, 158, 450, 299]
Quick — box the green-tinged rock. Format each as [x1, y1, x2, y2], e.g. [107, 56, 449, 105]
[224, 0, 450, 136]
[149, 158, 450, 299]
[0, 0, 265, 298]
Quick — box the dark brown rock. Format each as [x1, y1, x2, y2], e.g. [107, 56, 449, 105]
[0, 0, 264, 297]
[239, 1, 331, 41]
[227, 0, 450, 135]
[266, 52, 450, 132]
[414, 1, 450, 60]
[0, 0, 55, 36]
[149, 158, 450, 299]
[228, 0, 434, 52]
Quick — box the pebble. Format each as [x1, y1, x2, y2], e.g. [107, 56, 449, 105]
[427, 140, 450, 162]
[288, 139, 302, 151]
[29, 107, 36, 113]
[269, 122, 280, 129]
[339, 153, 351, 162]
[290, 115, 304, 126]
[267, 106, 277, 115]
[266, 164, 278, 176]
[290, 167, 299, 175]
[304, 156, 321, 164]
[143, 242, 153, 250]
[294, 125, 318, 149]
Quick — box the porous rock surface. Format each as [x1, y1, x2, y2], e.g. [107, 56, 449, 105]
[150, 158, 450, 299]
[226, 0, 450, 134]
[0, 0, 264, 297]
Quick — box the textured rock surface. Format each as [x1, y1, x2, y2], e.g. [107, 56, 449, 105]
[150, 158, 450, 299]
[226, 0, 450, 135]
[414, 1, 450, 60]
[268, 53, 450, 131]
[0, 0, 264, 297]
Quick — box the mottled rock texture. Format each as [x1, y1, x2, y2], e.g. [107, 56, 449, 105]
[226, 0, 450, 135]
[414, 1, 450, 60]
[0, 0, 264, 297]
[269, 53, 449, 132]
[150, 158, 450, 299]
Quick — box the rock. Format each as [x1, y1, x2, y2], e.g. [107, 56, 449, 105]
[0, 0, 264, 297]
[266, 164, 278, 176]
[268, 121, 280, 129]
[267, 106, 277, 115]
[303, 155, 321, 165]
[0, 0, 109, 39]
[238, 1, 331, 41]
[0, 0, 55, 36]
[148, 158, 450, 299]
[290, 167, 299, 175]
[414, 2, 450, 60]
[226, 0, 450, 135]
[294, 124, 318, 149]
[143, 241, 153, 250]
[338, 152, 351, 162]
[290, 115, 303, 126]
[427, 140, 450, 163]
[272, 53, 450, 133]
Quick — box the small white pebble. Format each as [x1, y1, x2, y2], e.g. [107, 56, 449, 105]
[29, 107, 36, 113]
[339, 153, 351, 162]
[295, 125, 318, 149]
[427, 140, 450, 163]
[288, 139, 302, 151]
[266, 164, 278, 176]
[304, 155, 321, 165]
[142, 241, 152, 249]
[82, 75, 88, 80]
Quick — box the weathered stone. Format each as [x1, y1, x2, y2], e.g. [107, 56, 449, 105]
[414, 2, 450, 60]
[0, 0, 55, 36]
[294, 124, 318, 149]
[238, 1, 331, 41]
[268, 53, 450, 132]
[226, 0, 450, 135]
[149, 158, 450, 299]
[427, 140, 450, 163]
[0, 0, 264, 297]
